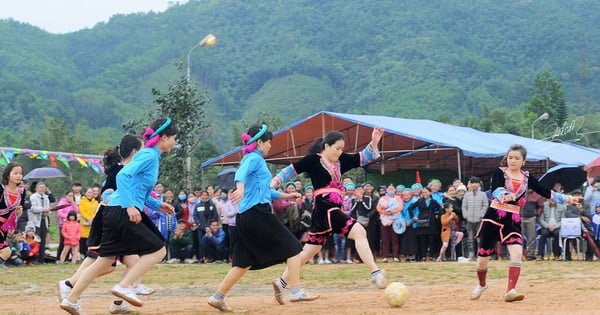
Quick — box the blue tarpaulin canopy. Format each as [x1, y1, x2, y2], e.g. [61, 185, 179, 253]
[202, 111, 599, 179]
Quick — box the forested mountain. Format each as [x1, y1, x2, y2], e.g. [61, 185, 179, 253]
[1, 0, 599, 151]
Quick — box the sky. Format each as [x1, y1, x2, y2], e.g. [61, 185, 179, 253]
[0, 0, 186, 34]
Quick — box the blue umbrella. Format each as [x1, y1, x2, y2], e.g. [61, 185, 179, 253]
[24, 167, 66, 179]
[539, 164, 586, 193]
[213, 168, 237, 191]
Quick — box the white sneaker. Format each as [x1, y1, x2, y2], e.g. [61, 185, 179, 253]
[289, 289, 320, 302]
[184, 258, 196, 264]
[504, 288, 524, 302]
[318, 259, 325, 264]
[272, 279, 286, 305]
[470, 284, 488, 300]
[109, 301, 132, 314]
[60, 298, 83, 315]
[167, 258, 179, 264]
[371, 270, 388, 289]
[134, 284, 155, 295]
[111, 285, 143, 307]
[345, 259, 353, 264]
[57, 280, 72, 302]
[393, 258, 400, 263]
[323, 259, 332, 264]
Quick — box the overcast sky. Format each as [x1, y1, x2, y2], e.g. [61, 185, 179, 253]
[0, 0, 186, 34]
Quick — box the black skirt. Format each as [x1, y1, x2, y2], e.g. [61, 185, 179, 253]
[98, 206, 165, 257]
[234, 203, 302, 270]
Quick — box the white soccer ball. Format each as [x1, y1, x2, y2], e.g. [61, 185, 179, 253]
[383, 282, 409, 307]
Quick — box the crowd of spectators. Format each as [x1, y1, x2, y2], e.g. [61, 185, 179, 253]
[4, 173, 599, 268]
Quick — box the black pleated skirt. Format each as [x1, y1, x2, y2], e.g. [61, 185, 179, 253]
[233, 203, 303, 270]
[98, 206, 165, 257]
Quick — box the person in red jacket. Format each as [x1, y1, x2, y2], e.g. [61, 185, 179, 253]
[60, 211, 81, 264]
[22, 226, 39, 265]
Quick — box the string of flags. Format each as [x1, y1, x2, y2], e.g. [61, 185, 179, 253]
[0, 147, 104, 173]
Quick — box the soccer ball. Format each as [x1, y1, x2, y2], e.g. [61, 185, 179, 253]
[383, 282, 409, 307]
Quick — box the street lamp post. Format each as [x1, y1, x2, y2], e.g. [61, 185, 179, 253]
[531, 112, 549, 138]
[184, 34, 216, 191]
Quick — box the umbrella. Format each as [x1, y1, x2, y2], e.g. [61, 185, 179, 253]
[24, 167, 66, 179]
[585, 156, 600, 181]
[213, 168, 237, 191]
[539, 164, 587, 193]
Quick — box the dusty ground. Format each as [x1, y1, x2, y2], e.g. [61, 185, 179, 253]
[2, 260, 600, 315]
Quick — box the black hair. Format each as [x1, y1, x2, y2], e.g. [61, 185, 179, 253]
[244, 124, 273, 145]
[103, 134, 143, 175]
[67, 210, 78, 220]
[2, 162, 24, 185]
[500, 144, 527, 167]
[307, 131, 345, 155]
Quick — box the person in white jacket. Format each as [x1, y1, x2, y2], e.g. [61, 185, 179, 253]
[461, 177, 489, 260]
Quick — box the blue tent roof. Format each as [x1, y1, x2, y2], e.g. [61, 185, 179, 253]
[202, 111, 599, 178]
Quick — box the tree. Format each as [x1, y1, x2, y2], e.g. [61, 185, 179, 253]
[126, 61, 211, 191]
[526, 70, 567, 138]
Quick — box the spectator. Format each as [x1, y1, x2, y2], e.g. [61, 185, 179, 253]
[192, 190, 218, 262]
[91, 184, 102, 203]
[60, 211, 81, 264]
[71, 182, 83, 205]
[16, 179, 32, 233]
[78, 187, 98, 258]
[153, 182, 165, 202]
[216, 189, 229, 257]
[224, 189, 239, 261]
[407, 187, 442, 261]
[28, 181, 51, 264]
[22, 225, 39, 265]
[443, 185, 465, 258]
[584, 176, 600, 217]
[399, 188, 418, 262]
[437, 201, 464, 261]
[537, 199, 566, 260]
[363, 181, 380, 257]
[350, 182, 372, 262]
[520, 189, 544, 261]
[4, 230, 23, 267]
[563, 195, 585, 261]
[272, 183, 300, 232]
[201, 219, 227, 263]
[341, 183, 355, 263]
[163, 188, 179, 258]
[376, 184, 402, 263]
[462, 176, 488, 260]
[56, 190, 79, 263]
[589, 202, 600, 258]
[168, 219, 195, 264]
[428, 179, 444, 206]
[297, 185, 315, 240]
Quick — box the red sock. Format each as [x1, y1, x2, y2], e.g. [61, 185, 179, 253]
[507, 265, 521, 291]
[477, 268, 487, 287]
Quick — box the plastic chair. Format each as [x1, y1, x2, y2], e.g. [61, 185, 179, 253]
[560, 218, 583, 261]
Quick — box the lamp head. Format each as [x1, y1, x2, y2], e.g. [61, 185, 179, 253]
[539, 112, 549, 120]
[199, 34, 217, 47]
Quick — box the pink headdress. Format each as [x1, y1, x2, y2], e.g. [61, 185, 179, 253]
[241, 124, 267, 155]
[143, 118, 172, 147]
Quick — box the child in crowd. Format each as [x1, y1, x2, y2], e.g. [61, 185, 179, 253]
[60, 211, 81, 264]
[437, 202, 464, 261]
[22, 226, 39, 264]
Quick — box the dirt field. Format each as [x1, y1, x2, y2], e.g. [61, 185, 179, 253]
[3, 259, 599, 315]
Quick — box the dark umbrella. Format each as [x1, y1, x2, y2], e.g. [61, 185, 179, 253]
[584, 156, 600, 181]
[24, 167, 66, 179]
[213, 168, 237, 191]
[539, 164, 587, 193]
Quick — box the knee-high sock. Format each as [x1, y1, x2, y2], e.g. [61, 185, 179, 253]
[507, 262, 521, 291]
[477, 268, 487, 287]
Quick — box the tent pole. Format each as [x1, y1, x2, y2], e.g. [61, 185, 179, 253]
[354, 124, 359, 152]
[290, 128, 297, 157]
[456, 149, 462, 181]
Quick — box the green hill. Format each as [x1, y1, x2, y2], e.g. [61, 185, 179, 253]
[0, 0, 599, 150]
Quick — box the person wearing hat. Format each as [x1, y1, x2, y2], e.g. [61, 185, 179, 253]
[22, 225, 40, 265]
[167, 219, 194, 264]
